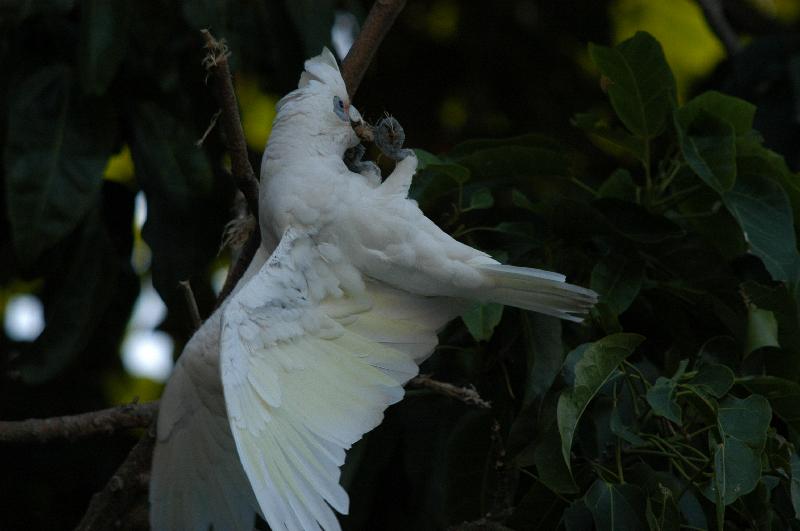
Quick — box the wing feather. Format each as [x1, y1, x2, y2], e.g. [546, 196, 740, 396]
[221, 229, 424, 531]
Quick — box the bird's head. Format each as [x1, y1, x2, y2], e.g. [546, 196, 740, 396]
[271, 48, 365, 156]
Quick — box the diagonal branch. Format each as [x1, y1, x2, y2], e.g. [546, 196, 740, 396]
[696, 0, 742, 56]
[0, 402, 158, 444]
[408, 374, 491, 409]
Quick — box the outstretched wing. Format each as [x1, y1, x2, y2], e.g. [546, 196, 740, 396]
[220, 228, 436, 531]
[150, 312, 259, 531]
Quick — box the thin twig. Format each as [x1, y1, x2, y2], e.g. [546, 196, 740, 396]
[408, 374, 491, 409]
[178, 280, 203, 330]
[341, 0, 407, 98]
[0, 402, 158, 444]
[696, 0, 741, 56]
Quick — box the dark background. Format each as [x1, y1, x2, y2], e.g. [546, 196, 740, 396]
[1, 1, 799, 529]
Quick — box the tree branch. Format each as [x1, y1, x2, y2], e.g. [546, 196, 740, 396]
[407, 374, 491, 409]
[696, 0, 742, 56]
[0, 402, 157, 444]
[201, 30, 261, 220]
[342, 0, 407, 98]
[75, 423, 156, 531]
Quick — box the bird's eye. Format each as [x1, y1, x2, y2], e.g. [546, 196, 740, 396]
[333, 96, 348, 122]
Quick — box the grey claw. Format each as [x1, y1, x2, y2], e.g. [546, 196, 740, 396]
[375, 116, 408, 161]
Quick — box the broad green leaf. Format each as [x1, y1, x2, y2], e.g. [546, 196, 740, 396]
[745, 306, 780, 355]
[741, 280, 800, 354]
[506, 480, 566, 530]
[588, 32, 676, 138]
[522, 313, 563, 406]
[597, 168, 637, 201]
[129, 102, 219, 300]
[20, 204, 126, 383]
[590, 254, 645, 315]
[594, 198, 685, 243]
[707, 395, 772, 506]
[739, 376, 800, 432]
[710, 437, 763, 507]
[557, 333, 645, 470]
[584, 480, 646, 531]
[457, 145, 571, 182]
[460, 302, 503, 342]
[677, 91, 756, 135]
[572, 111, 646, 161]
[722, 167, 800, 284]
[283, 0, 335, 57]
[646, 377, 682, 424]
[791, 453, 800, 520]
[686, 363, 734, 399]
[675, 109, 737, 193]
[4, 65, 116, 265]
[678, 491, 708, 530]
[78, 0, 130, 94]
[464, 187, 493, 211]
[533, 426, 579, 494]
[718, 395, 771, 449]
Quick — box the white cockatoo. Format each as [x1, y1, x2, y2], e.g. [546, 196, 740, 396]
[150, 49, 597, 531]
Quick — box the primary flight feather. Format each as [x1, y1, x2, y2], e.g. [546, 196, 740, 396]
[150, 48, 597, 531]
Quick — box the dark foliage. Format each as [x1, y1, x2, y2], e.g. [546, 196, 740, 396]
[2, 1, 800, 530]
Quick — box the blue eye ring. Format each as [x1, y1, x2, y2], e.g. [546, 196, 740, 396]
[333, 96, 348, 122]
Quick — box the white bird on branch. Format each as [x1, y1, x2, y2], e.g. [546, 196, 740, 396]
[150, 48, 597, 531]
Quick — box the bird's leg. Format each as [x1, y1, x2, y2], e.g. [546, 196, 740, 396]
[344, 143, 382, 186]
[374, 115, 414, 161]
[379, 119, 417, 197]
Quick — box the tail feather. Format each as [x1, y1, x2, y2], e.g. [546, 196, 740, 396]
[477, 264, 598, 322]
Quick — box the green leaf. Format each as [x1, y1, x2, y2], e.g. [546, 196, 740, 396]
[717, 395, 771, 450]
[739, 376, 800, 432]
[675, 109, 737, 193]
[129, 102, 219, 300]
[590, 254, 645, 315]
[745, 306, 780, 355]
[455, 146, 571, 182]
[710, 437, 763, 507]
[598, 168, 637, 201]
[464, 187, 493, 211]
[19, 203, 125, 383]
[791, 453, 800, 520]
[677, 91, 756, 135]
[557, 333, 645, 470]
[722, 167, 800, 284]
[686, 363, 734, 399]
[461, 302, 503, 342]
[573, 111, 646, 161]
[708, 395, 772, 506]
[584, 480, 646, 531]
[522, 313, 563, 406]
[283, 0, 335, 57]
[4, 65, 116, 266]
[533, 426, 579, 494]
[78, 0, 130, 95]
[594, 198, 686, 244]
[646, 377, 682, 424]
[588, 32, 676, 139]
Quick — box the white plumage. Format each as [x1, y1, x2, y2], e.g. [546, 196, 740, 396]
[150, 48, 597, 531]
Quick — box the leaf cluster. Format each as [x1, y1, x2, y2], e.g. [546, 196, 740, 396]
[343, 32, 800, 530]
